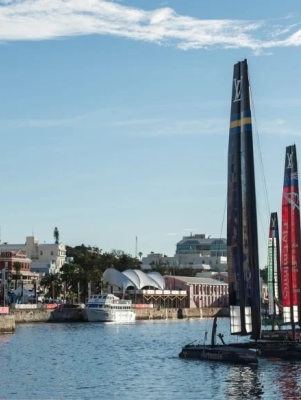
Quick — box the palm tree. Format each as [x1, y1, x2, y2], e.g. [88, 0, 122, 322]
[13, 261, 22, 290]
[138, 252, 143, 260]
[40, 273, 62, 299]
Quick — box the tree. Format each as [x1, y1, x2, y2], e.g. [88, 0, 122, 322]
[53, 227, 60, 244]
[63, 244, 142, 299]
[13, 261, 22, 289]
[150, 260, 168, 275]
[60, 263, 82, 294]
[40, 273, 62, 299]
[260, 266, 268, 284]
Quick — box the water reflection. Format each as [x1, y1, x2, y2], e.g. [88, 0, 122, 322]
[225, 364, 264, 399]
[0, 333, 12, 344]
[1, 320, 300, 400]
[276, 362, 301, 399]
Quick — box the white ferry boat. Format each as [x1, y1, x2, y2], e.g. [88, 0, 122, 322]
[82, 294, 136, 323]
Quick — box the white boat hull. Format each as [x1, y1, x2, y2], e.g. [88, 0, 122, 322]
[83, 308, 136, 323]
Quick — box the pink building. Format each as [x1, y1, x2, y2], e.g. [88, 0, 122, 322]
[0, 250, 31, 273]
[164, 276, 229, 308]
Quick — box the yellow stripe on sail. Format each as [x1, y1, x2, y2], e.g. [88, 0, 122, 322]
[230, 117, 252, 128]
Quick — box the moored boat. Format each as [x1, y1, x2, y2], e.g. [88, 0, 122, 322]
[258, 144, 301, 354]
[179, 59, 260, 364]
[179, 344, 258, 364]
[82, 293, 135, 323]
[179, 316, 258, 364]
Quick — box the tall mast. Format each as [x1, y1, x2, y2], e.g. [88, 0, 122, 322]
[227, 59, 261, 340]
[268, 212, 281, 318]
[281, 144, 301, 340]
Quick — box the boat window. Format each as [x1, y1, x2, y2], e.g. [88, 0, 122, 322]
[88, 304, 98, 308]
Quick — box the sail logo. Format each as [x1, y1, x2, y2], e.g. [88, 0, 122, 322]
[283, 192, 300, 210]
[287, 152, 294, 169]
[271, 217, 276, 228]
[282, 231, 288, 243]
[233, 77, 242, 102]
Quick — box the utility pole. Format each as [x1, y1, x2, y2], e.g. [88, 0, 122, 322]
[135, 236, 138, 258]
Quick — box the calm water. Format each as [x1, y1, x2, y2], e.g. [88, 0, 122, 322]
[0, 318, 301, 399]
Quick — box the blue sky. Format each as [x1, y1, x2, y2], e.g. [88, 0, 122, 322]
[1, 0, 301, 267]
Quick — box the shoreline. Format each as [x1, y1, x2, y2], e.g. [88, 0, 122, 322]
[0, 306, 229, 331]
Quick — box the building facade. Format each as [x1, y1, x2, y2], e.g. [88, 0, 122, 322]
[0, 249, 38, 289]
[0, 235, 66, 274]
[141, 233, 227, 272]
[164, 276, 229, 308]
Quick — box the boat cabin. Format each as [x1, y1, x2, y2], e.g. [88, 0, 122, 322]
[86, 294, 132, 310]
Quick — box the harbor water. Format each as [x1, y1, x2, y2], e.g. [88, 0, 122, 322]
[0, 318, 300, 399]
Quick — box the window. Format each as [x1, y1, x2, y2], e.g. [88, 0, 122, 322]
[40, 251, 43, 255]
[51, 251, 53, 256]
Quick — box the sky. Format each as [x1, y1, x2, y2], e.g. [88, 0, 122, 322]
[1, 0, 301, 267]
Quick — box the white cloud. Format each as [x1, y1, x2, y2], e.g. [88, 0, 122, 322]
[0, 0, 300, 51]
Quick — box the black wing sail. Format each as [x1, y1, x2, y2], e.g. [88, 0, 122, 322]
[267, 212, 281, 316]
[227, 59, 261, 340]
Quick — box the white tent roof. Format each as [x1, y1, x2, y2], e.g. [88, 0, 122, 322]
[103, 268, 135, 291]
[147, 271, 166, 290]
[123, 269, 162, 290]
[103, 268, 166, 290]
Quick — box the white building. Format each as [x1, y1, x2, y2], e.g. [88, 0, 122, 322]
[0, 235, 66, 274]
[141, 233, 227, 272]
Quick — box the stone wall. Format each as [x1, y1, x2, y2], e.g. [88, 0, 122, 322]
[0, 315, 15, 333]
[9, 307, 230, 324]
[135, 307, 230, 320]
[13, 308, 84, 323]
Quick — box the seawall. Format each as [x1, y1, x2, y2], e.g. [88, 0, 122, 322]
[0, 315, 15, 333]
[10, 307, 229, 324]
[13, 308, 85, 323]
[135, 307, 229, 320]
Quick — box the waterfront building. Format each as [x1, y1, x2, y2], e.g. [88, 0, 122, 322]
[0, 249, 38, 289]
[0, 235, 66, 274]
[102, 269, 226, 309]
[164, 275, 229, 308]
[102, 268, 187, 308]
[141, 233, 227, 272]
[196, 271, 228, 283]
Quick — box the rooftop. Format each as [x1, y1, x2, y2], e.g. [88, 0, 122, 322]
[173, 276, 228, 286]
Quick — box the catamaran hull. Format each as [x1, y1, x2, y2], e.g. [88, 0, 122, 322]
[231, 341, 301, 360]
[258, 342, 301, 360]
[261, 329, 301, 341]
[179, 345, 258, 364]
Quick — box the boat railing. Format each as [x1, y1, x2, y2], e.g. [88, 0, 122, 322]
[117, 300, 132, 305]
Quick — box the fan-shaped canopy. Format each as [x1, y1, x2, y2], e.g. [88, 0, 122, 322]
[123, 269, 162, 289]
[103, 268, 166, 290]
[103, 268, 135, 291]
[147, 271, 166, 290]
